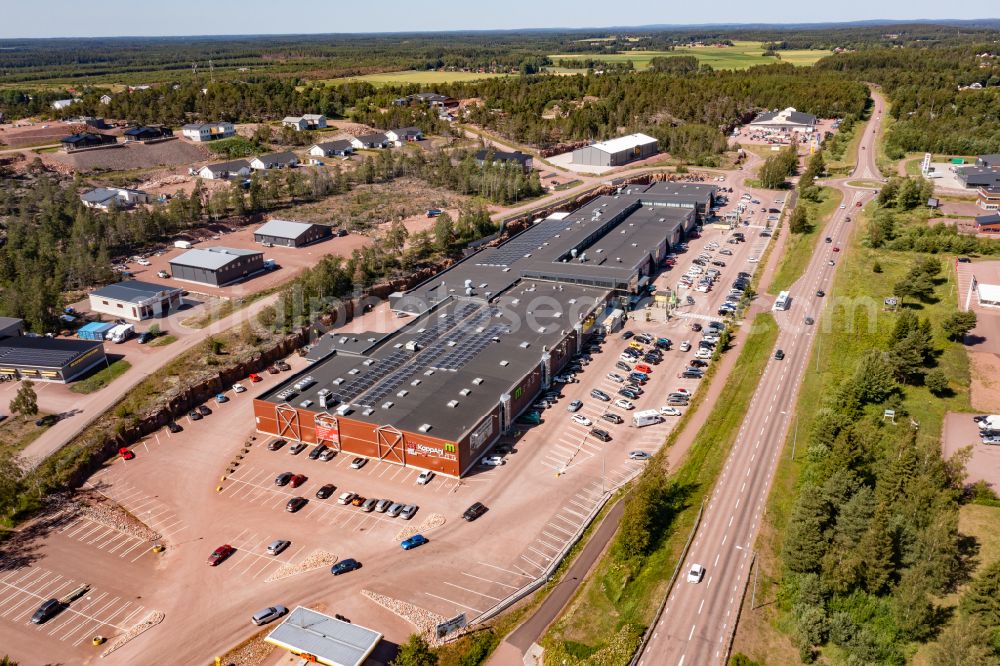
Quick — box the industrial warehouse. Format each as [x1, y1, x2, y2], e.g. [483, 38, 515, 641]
[0, 317, 107, 383]
[571, 133, 659, 167]
[169, 246, 264, 286]
[253, 182, 713, 477]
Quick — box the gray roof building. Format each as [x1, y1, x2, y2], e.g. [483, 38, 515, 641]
[957, 166, 1000, 189]
[0, 336, 107, 383]
[254, 220, 332, 248]
[250, 152, 299, 170]
[265, 607, 381, 666]
[976, 154, 1000, 169]
[169, 247, 264, 287]
[749, 107, 817, 129]
[309, 140, 354, 157]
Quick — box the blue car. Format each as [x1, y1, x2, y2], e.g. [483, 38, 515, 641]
[400, 534, 429, 550]
[215, 393, 229, 404]
[331, 558, 361, 575]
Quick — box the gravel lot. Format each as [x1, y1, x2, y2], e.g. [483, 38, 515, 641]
[48, 139, 210, 172]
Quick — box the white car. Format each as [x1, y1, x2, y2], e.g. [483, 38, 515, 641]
[136, 258, 151, 266]
[702, 335, 720, 343]
[687, 563, 706, 584]
[839, 204, 846, 209]
[748, 256, 759, 263]
[232, 383, 247, 393]
[337, 492, 356, 505]
[571, 414, 592, 426]
[679, 341, 692, 352]
[660, 406, 682, 416]
[416, 470, 435, 485]
[615, 398, 634, 410]
[694, 349, 713, 360]
[607, 373, 625, 383]
[481, 455, 505, 466]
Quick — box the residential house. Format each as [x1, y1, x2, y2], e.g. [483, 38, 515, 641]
[99, 94, 113, 105]
[308, 140, 354, 157]
[282, 114, 327, 131]
[195, 159, 252, 180]
[123, 126, 173, 143]
[249, 152, 299, 170]
[385, 127, 423, 146]
[392, 92, 457, 109]
[181, 122, 236, 142]
[60, 132, 117, 152]
[51, 98, 79, 111]
[350, 133, 388, 150]
[475, 149, 532, 173]
[80, 187, 150, 210]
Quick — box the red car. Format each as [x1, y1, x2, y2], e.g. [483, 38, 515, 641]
[855, 201, 862, 207]
[289, 474, 307, 488]
[832, 247, 841, 253]
[249, 373, 263, 383]
[119, 447, 135, 461]
[207, 544, 234, 566]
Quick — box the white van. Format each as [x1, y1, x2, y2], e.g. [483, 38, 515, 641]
[173, 240, 192, 249]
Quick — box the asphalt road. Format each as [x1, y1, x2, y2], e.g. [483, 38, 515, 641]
[636, 94, 886, 666]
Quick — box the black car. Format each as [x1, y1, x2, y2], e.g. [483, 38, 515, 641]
[463, 502, 488, 521]
[691, 323, 703, 332]
[712, 260, 726, 267]
[590, 428, 612, 442]
[308, 444, 328, 460]
[167, 422, 183, 433]
[601, 412, 624, 425]
[643, 354, 661, 365]
[276, 360, 291, 371]
[30, 599, 63, 625]
[188, 410, 202, 421]
[958, 257, 972, 263]
[197, 405, 212, 417]
[316, 483, 336, 499]
[267, 438, 287, 451]
[689, 359, 709, 368]
[275, 472, 293, 486]
[137, 332, 153, 344]
[331, 558, 361, 575]
[775, 349, 785, 360]
[622, 331, 635, 340]
[618, 388, 639, 400]
[816, 290, 826, 297]
[616, 361, 632, 372]
[286, 497, 308, 513]
[804, 316, 815, 325]
[681, 370, 704, 379]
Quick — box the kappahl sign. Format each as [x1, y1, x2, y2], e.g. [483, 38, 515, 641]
[406, 441, 458, 461]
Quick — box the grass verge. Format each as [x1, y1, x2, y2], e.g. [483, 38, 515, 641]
[148, 334, 177, 347]
[181, 291, 273, 329]
[734, 202, 974, 662]
[767, 187, 842, 295]
[0, 413, 53, 457]
[70, 359, 132, 395]
[542, 312, 779, 662]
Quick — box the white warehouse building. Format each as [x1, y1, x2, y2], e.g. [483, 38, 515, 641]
[571, 133, 659, 168]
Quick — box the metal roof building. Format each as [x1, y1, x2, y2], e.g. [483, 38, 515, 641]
[254, 220, 332, 248]
[749, 107, 817, 131]
[265, 607, 382, 666]
[89, 280, 184, 321]
[0, 336, 107, 383]
[169, 247, 264, 287]
[572, 133, 659, 167]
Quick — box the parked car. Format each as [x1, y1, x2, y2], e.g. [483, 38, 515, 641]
[374, 498, 393, 513]
[416, 470, 435, 485]
[316, 483, 336, 499]
[285, 497, 307, 513]
[188, 410, 202, 421]
[386, 502, 405, 517]
[401, 534, 429, 550]
[197, 405, 212, 416]
[463, 502, 488, 521]
[30, 599, 64, 624]
[591, 388, 611, 402]
[571, 414, 592, 426]
[207, 544, 235, 566]
[351, 496, 366, 507]
[232, 383, 247, 393]
[629, 451, 651, 461]
[337, 492, 356, 505]
[249, 373, 262, 383]
[618, 388, 639, 400]
[251, 605, 288, 626]
[616, 360, 632, 372]
[350, 457, 367, 469]
[590, 428, 612, 442]
[289, 442, 307, 455]
[308, 444, 328, 460]
[400, 504, 419, 520]
[167, 422, 183, 433]
[660, 406, 682, 416]
[615, 398, 634, 410]
[481, 454, 506, 466]
[266, 539, 290, 555]
[601, 412, 624, 425]
[622, 331, 635, 340]
[215, 393, 229, 404]
[289, 474, 307, 488]
[331, 558, 361, 575]
[567, 399, 584, 412]
[119, 447, 135, 461]
[319, 447, 336, 461]
[361, 498, 378, 512]
[679, 340, 692, 352]
[267, 438, 286, 451]
[275, 360, 291, 371]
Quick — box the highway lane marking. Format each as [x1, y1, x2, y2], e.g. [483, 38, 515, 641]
[688, 624, 696, 640]
[714, 553, 720, 566]
[698, 599, 705, 615]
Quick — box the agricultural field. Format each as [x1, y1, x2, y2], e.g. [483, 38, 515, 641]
[323, 70, 508, 86]
[548, 41, 831, 71]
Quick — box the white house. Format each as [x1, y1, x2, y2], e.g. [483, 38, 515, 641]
[249, 152, 300, 170]
[308, 140, 354, 157]
[89, 280, 184, 321]
[181, 122, 236, 142]
[385, 127, 424, 146]
[80, 187, 151, 210]
[196, 159, 251, 180]
[282, 114, 327, 131]
[51, 99, 78, 111]
[99, 94, 113, 105]
[350, 133, 389, 150]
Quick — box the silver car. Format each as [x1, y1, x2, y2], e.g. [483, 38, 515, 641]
[375, 499, 393, 513]
[386, 502, 405, 517]
[266, 539, 290, 556]
[251, 605, 287, 626]
[400, 504, 418, 520]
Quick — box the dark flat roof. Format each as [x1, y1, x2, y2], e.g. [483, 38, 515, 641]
[0, 337, 103, 370]
[263, 281, 608, 443]
[90, 279, 182, 303]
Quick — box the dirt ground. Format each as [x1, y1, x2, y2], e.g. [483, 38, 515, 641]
[943, 412, 1000, 491]
[0, 120, 85, 147]
[45, 139, 210, 172]
[730, 118, 836, 148]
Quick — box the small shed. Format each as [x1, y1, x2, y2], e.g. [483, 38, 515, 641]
[265, 606, 382, 666]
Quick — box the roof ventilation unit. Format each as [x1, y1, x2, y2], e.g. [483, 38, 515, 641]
[459, 388, 471, 396]
[418, 423, 432, 433]
[447, 400, 459, 408]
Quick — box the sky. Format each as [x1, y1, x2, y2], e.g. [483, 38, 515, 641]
[0, 0, 994, 38]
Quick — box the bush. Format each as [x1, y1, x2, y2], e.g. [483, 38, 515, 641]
[925, 368, 949, 395]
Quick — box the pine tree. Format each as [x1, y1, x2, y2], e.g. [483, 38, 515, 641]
[784, 487, 831, 573]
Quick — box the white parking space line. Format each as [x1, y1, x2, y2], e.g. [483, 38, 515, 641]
[424, 592, 483, 614]
[461, 572, 520, 590]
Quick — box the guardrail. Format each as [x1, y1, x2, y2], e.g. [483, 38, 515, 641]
[628, 499, 705, 666]
[723, 551, 757, 665]
[469, 465, 643, 626]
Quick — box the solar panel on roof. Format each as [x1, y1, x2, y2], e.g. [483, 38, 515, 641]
[476, 218, 577, 267]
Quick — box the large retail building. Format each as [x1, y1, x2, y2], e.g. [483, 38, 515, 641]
[253, 182, 714, 477]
